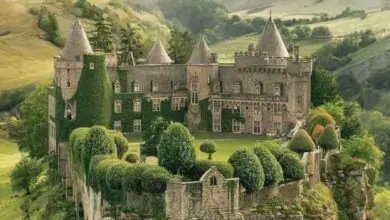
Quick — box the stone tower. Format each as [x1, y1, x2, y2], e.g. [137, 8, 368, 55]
[186, 35, 218, 131]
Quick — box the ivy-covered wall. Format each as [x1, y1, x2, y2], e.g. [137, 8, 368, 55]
[199, 99, 212, 131]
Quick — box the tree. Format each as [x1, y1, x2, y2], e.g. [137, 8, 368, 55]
[310, 26, 332, 39]
[317, 124, 339, 152]
[311, 124, 325, 142]
[279, 153, 305, 180]
[253, 145, 284, 186]
[6, 116, 21, 139]
[11, 157, 42, 194]
[89, 15, 115, 52]
[199, 140, 216, 160]
[228, 148, 264, 193]
[307, 111, 336, 134]
[141, 117, 171, 157]
[168, 27, 196, 64]
[336, 72, 361, 100]
[119, 23, 143, 64]
[16, 84, 48, 158]
[311, 67, 340, 107]
[287, 129, 316, 153]
[158, 122, 196, 174]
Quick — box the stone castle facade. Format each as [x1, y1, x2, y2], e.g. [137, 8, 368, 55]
[48, 15, 312, 153]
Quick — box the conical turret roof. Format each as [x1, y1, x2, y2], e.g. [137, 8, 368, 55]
[61, 19, 93, 61]
[147, 38, 173, 64]
[254, 14, 289, 57]
[187, 35, 216, 65]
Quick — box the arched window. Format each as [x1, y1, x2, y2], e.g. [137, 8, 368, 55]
[210, 176, 217, 186]
[151, 80, 158, 92]
[234, 82, 241, 94]
[255, 82, 264, 95]
[133, 99, 141, 112]
[66, 104, 72, 120]
[133, 81, 139, 92]
[114, 81, 121, 94]
[191, 77, 199, 104]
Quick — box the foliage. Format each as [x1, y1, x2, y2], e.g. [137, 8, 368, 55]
[311, 101, 345, 125]
[336, 72, 361, 100]
[125, 153, 139, 164]
[317, 124, 339, 151]
[110, 131, 129, 159]
[310, 26, 332, 39]
[141, 166, 177, 194]
[199, 140, 217, 160]
[311, 67, 340, 107]
[252, 145, 284, 186]
[158, 122, 196, 174]
[168, 27, 196, 64]
[89, 15, 115, 52]
[279, 153, 305, 181]
[37, 7, 64, 46]
[311, 124, 325, 142]
[141, 116, 171, 157]
[186, 159, 233, 180]
[287, 129, 315, 153]
[17, 84, 48, 158]
[11, 157, 42, 194]
[307, 111, 336, 134]
[228, 148, 264, 193]
[74, 0, 103, 20]
[123, 163, 149, 193]
[119, 23, 143, 63]
[373, 188, 390, 220]
[6, 116, 20, 139]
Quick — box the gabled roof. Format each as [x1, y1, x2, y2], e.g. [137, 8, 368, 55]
[187, 35, 216, 65]
[61, 19, 93, 61]
[147, 38, 173, 64]
[254, 14, 290, 57]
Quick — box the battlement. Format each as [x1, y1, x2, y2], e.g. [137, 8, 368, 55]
[286, 57, 313, 75]
[234, 52, 289, 67]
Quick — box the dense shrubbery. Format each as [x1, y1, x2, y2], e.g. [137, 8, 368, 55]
[109, 131, 129, 159]
[317, 125, 339, 151]
[279, 154, 305, 181]
[141, 117, 171, 157]
[311, 124, 325, 142]
[253, 145, 284, 186]
[307, 111, 336, 134]
[186, 160, 233, 181]
[141, 166, 177, 194]
[287, 129, 315, 153]
[199, 140, 217, 160]
[228, 148, 264, 193]
[125, 153, 139, 164]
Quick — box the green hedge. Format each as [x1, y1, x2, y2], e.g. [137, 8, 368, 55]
[186, 160, 234, 181]
[125, 153, 139, 163]
[141, 166, 178, 194]
[199, 99, 212, 131]
[88, 155, 116, 189]
[109, 130, 129, 159]
[287, 129, 315, 153]
[279, 153, 305, 181]
[253, 145, 284, 186]
[317, 124, 339, 151]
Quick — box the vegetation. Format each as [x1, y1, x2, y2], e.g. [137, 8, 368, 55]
[279, 153, 305, 181]
[186, 159, 233, 180]
[287, 129, 316, 153]
[141, 116, 171, 157]
[168, 27, 196, 64]
[119, 23, 143, 63]
[317, 124, 339, 152]
[311, 124, 325, 142]
[10, 157, 42, 195]
[252, 145, 284, 186]
[125, 153, 139, 164]
[89, 15, 115, 52]
[307, 111, 336, 135]
[199, 140, 217, 160]
[110, 131, 129, 159]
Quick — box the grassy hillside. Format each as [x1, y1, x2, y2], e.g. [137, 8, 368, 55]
[211, 33, 327, 63]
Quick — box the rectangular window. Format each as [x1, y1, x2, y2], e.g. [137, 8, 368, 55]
[254, 103, 261, 115]
[213, 101, 221, 113]
[114, 100, 122, 113]
[172, 98, 180, 111]
[254, 121, 261, 134]
[114, 121, 122, 132]
[274, 122, 281, 135]
[213, 118, 221, 132]
[232, 119, 241, 134]
[152, 99, 160, 112]
[232, 105, 240, 114]
[133, 99, 142, 113]
[133, 119, 141, 132]
[191, 93, 198, 104]
[274, 104, 281, 115]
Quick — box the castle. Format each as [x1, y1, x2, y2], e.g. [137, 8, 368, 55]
[48, 14, 312, 154]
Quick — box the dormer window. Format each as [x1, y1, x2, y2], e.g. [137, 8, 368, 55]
[114, 81, 121, 94]
[133, 81, 140, 92]
[210, 176, 217, 186]
[89, 62, 94, 69]
[151, 81, 158, 92]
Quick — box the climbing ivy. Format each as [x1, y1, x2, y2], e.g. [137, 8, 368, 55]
[199, 99, 212, 131]
[117, 69, 128, 93]
[225, 180, 237, 212]
[55, 87, 76, 142]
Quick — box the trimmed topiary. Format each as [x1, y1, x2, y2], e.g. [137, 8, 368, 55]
[141, 117, 171, 157]
[307, 111, 336, 134]
[253, 145, 284, 186]
[106, 160, 129, 190]
[125, 153, 139, 164]
[123, 163, 149, 193]
[279, 153, 305, 181]
[311, 124, 325, 142]
[186, 160, 234, 180]
[88, 154, 115, 187]
[228, 148, 265, 193]
[199, 140, 217, 160]
[287, 129, 315, 153]
[141, 166, 178, 194]
[110, 131, 129, 159]
[91, 159, 117, 194]
[158, 122, 196, 174]
[69, 128, 89, 177]
[317, 124, 339, 152]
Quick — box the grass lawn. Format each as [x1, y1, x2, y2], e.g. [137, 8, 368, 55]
[0, 138, 22, 219]
[126, 132, 283, 162]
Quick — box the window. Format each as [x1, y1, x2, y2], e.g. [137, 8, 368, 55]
[255, 82, 264, 95]
[274, 122, 281, 135]
[133, 119, 141, 132]
[254, 103, 261, 115]
[152, 99, 160, 111]
[210, 176, 217, 186]
[275, 86, 280, 96]
[191, 93, 198, 104]
[213, 118, 221, 132]
[75, 55, 80, 61]
[232, 119, 241, 133]
[172, 82, 178, 91]
[114, 121, 122, 132]
[214, 81, 220, 93]
[133, 81, 140, 92]
[191, 77, 198, 92]
[89, 62, 94, 69]
[172, 98, 180, 111]
[66, 104, 72, 120]
[152, 81, 158, 92]
[114, 81, 121, 94]
[66, 79, 71, 88]
[274, 104, 281, 115]
[254, 121, 261, 134]
[207, 75, 211, 84]
[114, 100, 122, 113]
[133, 99, 141, 112]
[232, 104, 240, 114]
[213, 101, 221, 113]
[234, 82, 241, 94]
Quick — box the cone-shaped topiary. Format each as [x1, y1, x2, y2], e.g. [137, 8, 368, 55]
[311, 124, 325, 142]
[279, 153, 305, 180]
[307, 111, 336, 134]
[253, 145, 284, 186]
[199, 140, 217, 160]
[317, 124, 339, 152]
[228, 148, 265, 193]
[287, 129, 315, 153]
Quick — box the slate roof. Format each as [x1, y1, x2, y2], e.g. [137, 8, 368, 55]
[61, 19, 93, 60]
[187, 35, 216, 65]
[147, 38, 173, 64]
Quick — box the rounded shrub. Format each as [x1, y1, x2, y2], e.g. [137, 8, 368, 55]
[307, 111, 336, 134]
[317, 124, 339, 152]
[123, 163, 149, 193]
[70, 128, 90, 177]
[88, 154, 115, 186]
[287, 129, 315, 153]
[187, 160, 234, 180]
[253, 145, 284, 186]
[141, 166, 177, 194]
[106, 160, 129, 190]
[228, 148, 264, 193]
[125, 153, 139, 164]
[141, 117, 171, 157]
[199, 140, 217, 160]
[91, 159, 117, 193]
[279, 153, 305, 181]
[110, 131, 129, 159]
[311, 124, 325, 142]
[158, 122, 196, 174]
